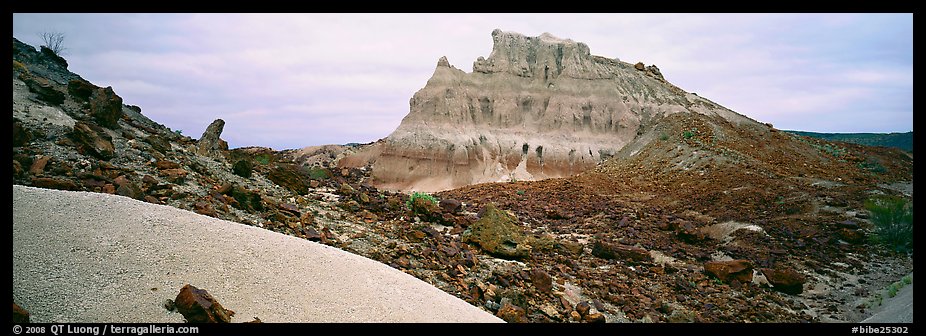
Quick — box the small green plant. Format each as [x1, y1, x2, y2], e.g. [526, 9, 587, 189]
[858, 160, 887, 173]
[683, 129, 696, 139]
[659, 133, 669, 141]
[902, 275, 913, 285]
[174, 129, 183, 135]
[254, 154, 271, 165]
[406, 191, 438, 214]
[887, 282, 900, 298]
[516, 190, 526, 196]
[865, 195, 913, 253]
[306, 166, 330, 180]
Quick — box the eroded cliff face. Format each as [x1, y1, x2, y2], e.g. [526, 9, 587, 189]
[357, 29, 759, 192]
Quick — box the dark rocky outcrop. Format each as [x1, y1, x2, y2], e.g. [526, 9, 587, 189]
[197, 119, 225, 156]
[89, 86, 124, 129]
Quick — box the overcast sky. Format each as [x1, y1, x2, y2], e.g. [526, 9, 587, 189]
[12, 13, 913, 150]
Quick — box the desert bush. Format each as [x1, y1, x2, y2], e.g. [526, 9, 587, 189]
[683, 130, 696, 139]
[865, 195, 913, 253]
[406, 191, 439, 214]
[254, 154, 271, 165]
[305, 166, 330, 180]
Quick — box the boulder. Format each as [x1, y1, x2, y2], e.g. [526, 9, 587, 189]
[155, 159, 181, 170]
[591, 240, 652, 263]
[196, 119, 225, 156]
[193, 201, 217, 217]
[25, 76, 65, 105]
[89, 86, 124, 129]
[704, 260, 754, 283]
[159, 168, 188, 183]
[173, 284, 233, 323]
[760, 268, 806, 295]
[68, 121, 115, 160]
[67, 79, 96, 101]
[461, 203, 530, 259]
[585, 312, 606, 323]
[116, 180, 143, 200]
[28, 155, 51, 175]
[439, 199, 463, 214]
[530, 268, 553, 294]
[31, 177, 80, 191]
[634, 62, 645, 71]
[575, 301, 591, 317]
[495, 301, 528, 323]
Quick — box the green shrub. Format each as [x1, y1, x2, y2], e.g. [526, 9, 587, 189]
[865, 195, 913, 253]
[254, 154, 271, 165]
[683, 130, 696, 139]
[406, 191, 438, 214]
[516, 190, 526, 196]
[887, 283, 899, 298]
[306, 166, 330, 180]
[902, 275, 912, 285]
[659, 133, 669, 141]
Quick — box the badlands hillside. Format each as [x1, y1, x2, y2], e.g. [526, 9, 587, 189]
[12, 31, 913, 324]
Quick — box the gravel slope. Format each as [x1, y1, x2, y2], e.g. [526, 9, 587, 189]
[12, 185, 502, 323]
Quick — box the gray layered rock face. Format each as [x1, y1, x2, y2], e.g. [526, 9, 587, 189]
[363, 29, 759, 192]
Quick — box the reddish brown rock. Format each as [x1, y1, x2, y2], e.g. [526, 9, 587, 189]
[495, 301, 528, 323]
[575, 301, 591, 317]
[704, 260, 754, 283]
[173, 284, 233, 323]
[67, 78, 96, 101]
[634, 62, 645, 71]
[28, 155, 51, 175]
[144, 195, 161, 204]
[591, 240, 652, 263]
[69, 122, 115, 160]
[116, 182, 143, 200]
[585, 312, 606, 323]
[194, 202, 217, 217]
[155, 160, 181, 170]
[13, 302, 30, 323]
[309, 180, 320, 188]
[439, 199, 463, 214]
[159, 168, 188, 183]
[31, 177, 80, 191]
[304, 227, 322, 242]
[760, 268, 806, 295]
[89, 86, 124, 129]
[530, 268, 553, 294]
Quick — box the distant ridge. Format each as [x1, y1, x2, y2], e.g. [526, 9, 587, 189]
[785, 131, 913, 152]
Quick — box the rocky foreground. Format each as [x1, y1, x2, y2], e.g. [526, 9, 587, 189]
[12, 35, 913, 323]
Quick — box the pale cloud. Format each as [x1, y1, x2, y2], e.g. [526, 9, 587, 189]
[12, 13, 912, 149]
